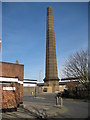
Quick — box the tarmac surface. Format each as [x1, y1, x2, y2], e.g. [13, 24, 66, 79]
[2, 93, 89, 119]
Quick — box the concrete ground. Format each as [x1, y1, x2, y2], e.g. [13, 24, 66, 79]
[2, 93, 89, 119]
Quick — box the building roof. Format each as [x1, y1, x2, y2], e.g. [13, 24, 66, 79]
[24, 79, 37, 81]
[0, 61, 24, 66]
[59, 82, 67, 85]
[37, 82, 44, 86]
[61, 77, 80, 81]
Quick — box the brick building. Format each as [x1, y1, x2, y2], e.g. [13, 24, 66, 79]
[0, 61, 24, 111]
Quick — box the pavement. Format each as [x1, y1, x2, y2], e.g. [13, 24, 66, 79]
[23, 93, 89, 118]
[2, 93, 89, 119]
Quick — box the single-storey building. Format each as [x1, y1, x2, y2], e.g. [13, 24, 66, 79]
[0, 61, 24, 111]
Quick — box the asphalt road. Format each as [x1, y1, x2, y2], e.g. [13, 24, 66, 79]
[2, 93, 89, 119]
[24, 93, 89, 118]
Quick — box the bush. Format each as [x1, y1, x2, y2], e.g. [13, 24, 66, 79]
[67, 81, 76, 92]
[69, 92, 76, 98]
[61, 82, 90, 99]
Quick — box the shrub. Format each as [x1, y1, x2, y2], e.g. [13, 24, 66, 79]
[67, 81, 76, 92]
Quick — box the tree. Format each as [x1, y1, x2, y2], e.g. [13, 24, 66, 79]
[63, 49, 88, 84]
[67, 81, 76, 92]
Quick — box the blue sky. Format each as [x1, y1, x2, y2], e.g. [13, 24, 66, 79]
[2, 2, 88, 81]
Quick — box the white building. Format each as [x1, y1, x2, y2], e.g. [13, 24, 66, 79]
[23, 79, 37, 87]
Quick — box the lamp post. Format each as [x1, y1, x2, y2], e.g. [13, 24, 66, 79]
[35, 84, 37, 97]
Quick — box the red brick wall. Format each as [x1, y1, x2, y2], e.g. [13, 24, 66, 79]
[0, 62, 24, 81]
[2, 86, 17, 109]
[19, 84, 23, 103]
[0, 62, 24, 110]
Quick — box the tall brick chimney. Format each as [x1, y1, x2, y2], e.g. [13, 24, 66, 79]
[44, 7, 59, 92]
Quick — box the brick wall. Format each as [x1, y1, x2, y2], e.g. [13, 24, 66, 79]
[0, 62, 24, 81]
[0, 62, 24, 110]
[59, 85, 66, 91]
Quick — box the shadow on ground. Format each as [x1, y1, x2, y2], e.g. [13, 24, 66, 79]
[2, 105, 48, 120]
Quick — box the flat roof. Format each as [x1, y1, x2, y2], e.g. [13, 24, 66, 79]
[61, 77, 80, 81]
[24, 79, 37, 81]
[0, 61, 24, 66]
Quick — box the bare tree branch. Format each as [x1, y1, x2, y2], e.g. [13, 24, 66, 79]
[63, 49, 88, 83]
